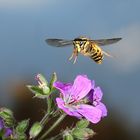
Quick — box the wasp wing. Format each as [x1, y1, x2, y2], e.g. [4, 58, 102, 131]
[45, 39, 73, 47]
[92, 38, 122, 46]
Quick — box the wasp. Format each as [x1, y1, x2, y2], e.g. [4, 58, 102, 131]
[46, 36, 122, 64]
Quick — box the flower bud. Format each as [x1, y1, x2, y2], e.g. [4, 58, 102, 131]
[63, 133, 74, 140]
[16, 119, 29, 134]
[76, 119, 89, 129]
[0, 108, 14, 127]
[72, 128, 95, 140]
[36, 74, 50, 94]
[36, 74, 48, 87]
[0, 108, 13, 119]
[29, 122, 42, 139]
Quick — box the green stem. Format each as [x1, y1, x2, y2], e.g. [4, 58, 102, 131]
[36, 97, 52, 139]
[47, 96, 51, 114]
[40, 97, 51, 126]
[38, 114, 66, 140]
[45, 132, 63, 140]
[40, 113, 49, 126]
[40, 96, 52, 126]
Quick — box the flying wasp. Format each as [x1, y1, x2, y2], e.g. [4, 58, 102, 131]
[45, 36, 122, 64]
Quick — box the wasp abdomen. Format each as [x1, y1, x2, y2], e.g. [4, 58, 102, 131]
[89, 44, 103, 64]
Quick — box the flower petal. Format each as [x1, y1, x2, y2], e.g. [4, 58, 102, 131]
[86, 89, 94, 103]
[53, 81, 72, 99]
[93, 87, 103, 102]
[86, 80, 95, 103]
[71, 75, 92, 100]
[96, 102, 107, 117]
[4, 128, 12, 137]
[91, 80, 95, 89]
[77, 104, 102, 124]
[56, 98, 82, 118]
[0, 118, 4, 130]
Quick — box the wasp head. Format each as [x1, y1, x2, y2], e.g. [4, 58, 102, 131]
[73, 37, 88, 52]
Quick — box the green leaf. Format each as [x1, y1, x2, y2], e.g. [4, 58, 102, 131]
[33, 93, 48, 99]
[27, 85, 50, 98]
[49, 72, 57, 91]
[76, 119, 89, 129]
[27, 85, 44, 95]
[27, 84, 50, 96]
[29, 122, 42, 139]
[16, 119, 29, 134]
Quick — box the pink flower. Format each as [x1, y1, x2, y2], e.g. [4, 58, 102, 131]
[54, 75, 107, 124]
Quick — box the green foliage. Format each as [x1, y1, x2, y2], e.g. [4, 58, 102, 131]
[63, 119, 95, 140]
[27, 85, 49, 99]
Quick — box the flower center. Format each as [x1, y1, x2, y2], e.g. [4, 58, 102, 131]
[65, 95, 88, 106]
[68, 95, 79, 104]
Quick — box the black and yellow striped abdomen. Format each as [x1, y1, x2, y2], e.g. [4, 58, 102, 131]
[78, 41, 104, 64]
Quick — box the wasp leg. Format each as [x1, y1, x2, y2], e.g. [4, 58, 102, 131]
[73, 48, 78, 64]
[69, 52, 74, 60]
[73, 56, 78, 64]
[68, 48, 78, 64]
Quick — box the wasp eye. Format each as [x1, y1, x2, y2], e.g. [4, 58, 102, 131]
[79, 41, 83, 45]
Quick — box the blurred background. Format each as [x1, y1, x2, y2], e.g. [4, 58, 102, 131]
[0, 0, 140, 139]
